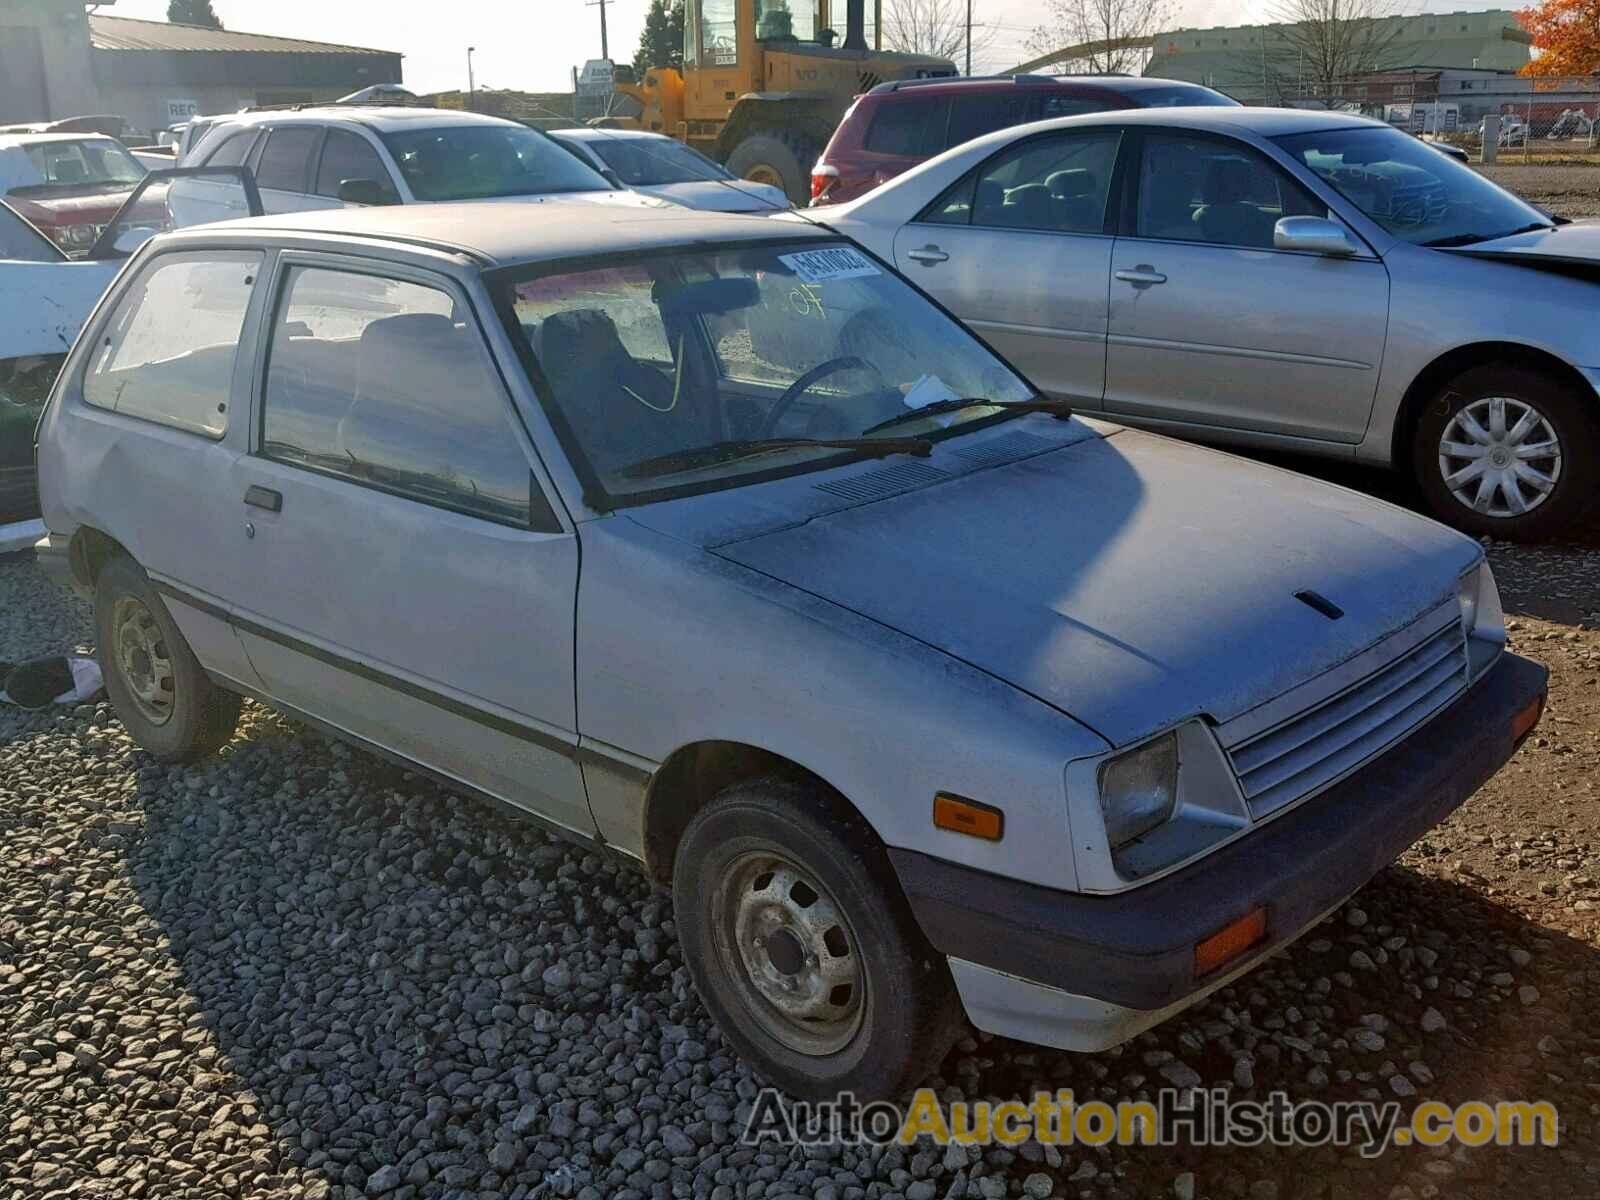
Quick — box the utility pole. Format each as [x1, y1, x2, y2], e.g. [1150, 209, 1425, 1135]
[586, 0, 610, 61]
[966, 0, 972, 75]
[467, 46, 477, 97]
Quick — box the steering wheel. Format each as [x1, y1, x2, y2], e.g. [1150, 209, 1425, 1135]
[759, 356, 885, 437]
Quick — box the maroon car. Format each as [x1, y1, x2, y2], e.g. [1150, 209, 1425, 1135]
[0, 133, 148, 257]
[810, 74, 1237, 206]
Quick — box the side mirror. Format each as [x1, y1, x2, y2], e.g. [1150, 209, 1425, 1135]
[337, 178, 398, 206]
[1274, 216, 1360, 257]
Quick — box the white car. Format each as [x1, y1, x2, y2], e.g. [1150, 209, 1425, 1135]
[549, 127, 789, 213]
[172, 106, 663, 224]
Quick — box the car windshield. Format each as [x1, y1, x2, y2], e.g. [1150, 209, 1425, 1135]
[587, 136, 732, 185]
[20, 138, 146, 188]
[1275, 125, 1551, 246]
[505, 239, 1036, 504]
[381, 125, 611, 201]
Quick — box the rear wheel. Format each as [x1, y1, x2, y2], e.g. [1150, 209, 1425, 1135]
[1413, 365, 1597, 541]
[95, 555, 240, 761]
[724, 132, 821, 206]
[673, 776, 961, 1100]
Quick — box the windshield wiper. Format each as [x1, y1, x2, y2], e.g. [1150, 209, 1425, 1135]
[618, 436, 932, 480]
[1424, 222, 1553, 248]
[862, 397, 1074, 436]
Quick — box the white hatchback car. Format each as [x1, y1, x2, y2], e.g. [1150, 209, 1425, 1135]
[174, 106, 660, 222]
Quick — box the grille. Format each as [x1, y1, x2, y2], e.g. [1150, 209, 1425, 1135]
[813, 461, 950, 503]
[1225, 618, 1467, 818]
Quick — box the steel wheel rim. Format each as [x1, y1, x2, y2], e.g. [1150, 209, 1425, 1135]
[711, 850, 866, 1057]
[111, 595, 176, 726]
[1438, 396, 1562, 519]
[742, 163, 785, 189]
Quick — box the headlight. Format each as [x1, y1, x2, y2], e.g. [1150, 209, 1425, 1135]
[1098, 731, 1178, 848]
[61, 223, 97, 247]
[1458, 559, 1506, 679]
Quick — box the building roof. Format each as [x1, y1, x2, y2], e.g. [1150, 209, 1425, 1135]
[88, 14, 399, 58]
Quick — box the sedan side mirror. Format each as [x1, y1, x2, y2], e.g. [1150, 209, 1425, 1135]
[337, 178, 398, 206]
[1274, 216, 1360, 257]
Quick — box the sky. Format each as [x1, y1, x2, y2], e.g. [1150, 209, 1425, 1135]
[99, 0, 1499, 95]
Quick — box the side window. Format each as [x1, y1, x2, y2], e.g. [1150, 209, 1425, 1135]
[203, 130, 256, 168]
[314, 130, 398, 201]
[255, 127, 322, 193]
[958, 132, 1120, 234]
[944, 93, 1032, 150]
[261, 267, 539, 527]
[701, 0, 738, 63]
[1136, 133, 1325, 250]
[863, 98, 950, 157]
[1036, 94, 1113, 120]
[81, 251, 260, 438]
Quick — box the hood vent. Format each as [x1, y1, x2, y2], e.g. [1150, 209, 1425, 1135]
[951, 431, 1055, 469]
[814, 461, 950, 504]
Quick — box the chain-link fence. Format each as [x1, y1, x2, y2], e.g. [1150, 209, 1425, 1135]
[1274, 73, 1600, 164]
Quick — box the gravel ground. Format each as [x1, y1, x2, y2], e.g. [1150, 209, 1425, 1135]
[3, 529, 1599, 1200]
[1474, 163, 1600, 217]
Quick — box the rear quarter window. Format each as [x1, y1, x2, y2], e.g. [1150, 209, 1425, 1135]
[81, 251, 260, 438]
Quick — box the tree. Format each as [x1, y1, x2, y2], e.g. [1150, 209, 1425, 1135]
[634, 0, 685, 73]
[882, 0, 997, 70]
[1244, 0, 1407, 107]
[168, 0, 223, 29]
[1518, 0, 1600, 76]
[1025, 0, 1173, 75]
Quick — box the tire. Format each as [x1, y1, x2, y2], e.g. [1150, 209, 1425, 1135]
[1413, 364, 1598, 542]
[723, 131, 820, 206]
[94, 554, 240, 762]
[673, 776, 962, 1100]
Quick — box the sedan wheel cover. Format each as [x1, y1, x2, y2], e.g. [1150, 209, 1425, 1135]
[111, 595, 176, 726]
[713, 851, 866, 1057]
[1438, 396, 1562, 520]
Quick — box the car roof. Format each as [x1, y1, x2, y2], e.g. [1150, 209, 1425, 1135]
[207, 106, 526, 134]
[865, 74, 1223, 98]
[549, 128, 674, 143]
[0, 132, 120, 149]
[169, 201, 833, 268]
[995, 105, 1382, 141]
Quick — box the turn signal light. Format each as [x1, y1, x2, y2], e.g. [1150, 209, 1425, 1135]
[932, 793, 1004, 841]
[1194, 908, 1267, 977]
[1511, 694, 1545, 746]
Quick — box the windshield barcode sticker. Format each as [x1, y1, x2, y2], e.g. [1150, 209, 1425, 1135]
[779, 247, 881, 284]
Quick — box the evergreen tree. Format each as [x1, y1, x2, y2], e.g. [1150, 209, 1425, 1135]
[633, 0, 685, 73]
[168, 0, 224, 30]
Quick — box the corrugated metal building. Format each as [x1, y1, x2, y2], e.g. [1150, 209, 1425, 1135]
[0, 3, 402, 135]
[1145, 10, 1531, 103]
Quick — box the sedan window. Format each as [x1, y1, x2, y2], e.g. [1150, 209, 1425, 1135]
[21, 138, 145, 187]
[505, 240, 1035, 504]
[203, 130, 258, 168]
[923, 131, 1120, 235]
[261, 267, 538, 526]
[1275, 125, 1551, 246]
[1136, 133, 1323, 249]
[254, 128, 322, 192]
[314, 130, 398, 201]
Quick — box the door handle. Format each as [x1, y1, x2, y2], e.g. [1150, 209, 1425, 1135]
[243, 485, 282, 512]
[1114, 266, 1167, 286]
[906, 245, 949, 265]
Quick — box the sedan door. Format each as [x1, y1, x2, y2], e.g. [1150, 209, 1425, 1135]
[889, 129, 1121, 408]
[246, 126, 338, 215]
[1103, 130, 1390, 443]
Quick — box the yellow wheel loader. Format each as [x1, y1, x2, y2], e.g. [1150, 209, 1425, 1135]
[612, 0, 956, 203]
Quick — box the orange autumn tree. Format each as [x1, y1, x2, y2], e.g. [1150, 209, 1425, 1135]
[1519, 0, 1600, 75]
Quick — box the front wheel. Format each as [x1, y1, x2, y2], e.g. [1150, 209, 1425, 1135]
[1413, 365, 1597, 541]
[723, 132, 820, 206]
[673, 777, 961, 1100]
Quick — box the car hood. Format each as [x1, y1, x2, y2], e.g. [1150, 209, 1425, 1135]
[470, 188, 672, 210]
[1444, 220, 1600, 269]
[638, 180, 789, 213]
[680, 428, 1479, 746]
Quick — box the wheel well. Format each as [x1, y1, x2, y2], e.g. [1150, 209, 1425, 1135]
[641, 741, 862, 885]
[68, 527, 130, 591]
[1392, 342, 1597, 463]
[714, 98, 832, 162]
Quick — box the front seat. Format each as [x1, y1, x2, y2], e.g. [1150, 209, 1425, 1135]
[538, 308, 686, 472]
[1045, 168, 1100, 231]
[1193, 158, 1274, 248]
[340, 312, 483, 473]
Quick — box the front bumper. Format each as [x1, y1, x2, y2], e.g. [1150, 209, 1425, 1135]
[889, 651, 1547, 1050]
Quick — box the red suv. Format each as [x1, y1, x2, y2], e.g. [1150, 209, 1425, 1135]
[811, 75, 1237, 206]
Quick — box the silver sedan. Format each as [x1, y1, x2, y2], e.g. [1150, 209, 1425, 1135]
[815, 107, 1598, 540]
